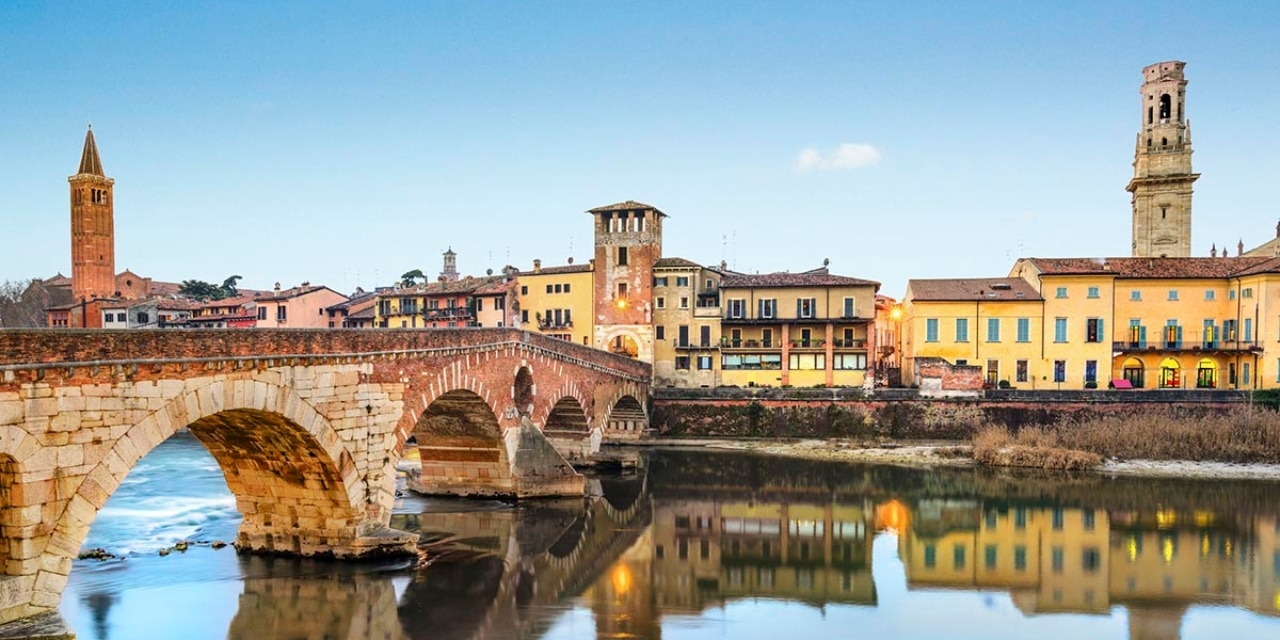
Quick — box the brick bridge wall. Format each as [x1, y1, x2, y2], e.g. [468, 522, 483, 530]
[0, 328, 650, 626]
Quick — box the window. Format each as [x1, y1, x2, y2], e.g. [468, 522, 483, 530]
[1245, 318, 1254, 343]
[258, 306, 268, 320]
[677, 325, 689, 347]
[1083, 509, 1095, 530]
[675, 356, 690, 370]
[654, 277, 668, 287]
[984, 545, 997, 570]
[1052, 508, 1064, 530]
[833, 353, 867, 370]
[1054, 318, 1067, 342]
[656, 297, 665, 309]
[1082, 547, 1101, 573]
[700, 325, 711, 347]
[563, 284, 570, 293]
[924, 544, 937, 569]
[987, 318, 1000, 342]
[1016, 360, 1028, 383]
[1165, 320, 1181, 348]
[1229, 289, 1237, 301]
[1085, 360, 1097, 383]
[759, 299, 776, 319]
[546, 284, 554, 294]
[1130, 290, 1142, 301]
[1205, 290, 1216, 301]
[1244, 287, 1254, 299]
[521, 310, 529, 323]
[680, 297, 689, 309]
[1052, 547, 1065, 574]
[1014, 508, 1027, 529]
[955, 318, 969, 342]
[277, 306, 287, 321]
[1087, 286, 1100, 299]
[843, 297, 856, 318]
[617, 282, 627, 299]
[1168, 289, 1179, 301]
[926, 319, 939, 342]
[676, 276, 690, 287]
[136, 312, 149, 325]
[727, 299, 745, 319]
[1014, 546, 1028, 572]
[954, 545, 967, 570]
[797, 298, 816, 319]
[617, 247, 628, 266]
[1055, 287, 1067, 299]
[697, 356, 712, 370]
[520, 286, 528, 295]
[1016, 318, 1030, 342]
[1244, 362, 1252, 385]
[1054, 360, 1066, 383]
[656, 326, 665, 340]
[1086, 318, 1104, 343]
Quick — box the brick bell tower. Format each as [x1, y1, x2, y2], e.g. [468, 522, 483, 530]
[69, 126, 116, 300]
[1128, 61, 1199, 258]
[589, 201, 665, 362]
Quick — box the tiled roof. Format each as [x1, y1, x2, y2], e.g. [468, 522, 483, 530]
[380, 275, 505, 298]
[720, 268, 880, 289]
[474, 279, 516, 295]
[519, 264, 592, 276]
[587, 200, 667, 217]
[1023, 257, 1274, 279]
[154, 298, 203, 311]
[654, 257, 702, 269]
[326, 291, 377, 312]
[200, 295, 257, 309]
[907, 278, 1042, 302]
[256, 285, 344, 302]
[347, 306, 377, 319]
[43, 273, 72, 287]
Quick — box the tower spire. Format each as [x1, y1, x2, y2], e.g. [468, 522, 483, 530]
[78, 125, 105, 176]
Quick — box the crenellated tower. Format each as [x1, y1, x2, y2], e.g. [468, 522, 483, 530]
[589, 200, 665, 362]
[69, 126, 117, 300]
[1128, 61, 1199, 258]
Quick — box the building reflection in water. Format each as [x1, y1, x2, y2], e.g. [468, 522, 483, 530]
[205, 450, 1280, 640]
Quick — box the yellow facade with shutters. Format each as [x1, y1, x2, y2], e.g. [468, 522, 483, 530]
[514, 263, 595, 347]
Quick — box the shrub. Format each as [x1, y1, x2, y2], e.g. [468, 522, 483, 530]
[1084, 381, 1098, 389]
[972, 424, 1101, 470]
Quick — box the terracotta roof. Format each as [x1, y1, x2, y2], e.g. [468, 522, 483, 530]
[587, 200, 667, 217]
[720, 268, 880, 289]
[200, 295, 258, 309]
[326, 291, 377, 312]
[347, 306, 377, 319]
[154, 298, 202, 311]
[256, 285, 344, 302]
[907, 278, 1042, 302]
[1228, 256, 1280, 277]
[380, 275, 504, 298]
[1023, 257, 1274, 279]
[519, 264, 592, 276]
[43, 273, 72, 287]
[77, 127, 105, 176]
[654, 257, 702, 269]
[474, 279, 516, 295]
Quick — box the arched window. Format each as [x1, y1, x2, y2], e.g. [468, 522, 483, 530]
[1159, 94, 1172, 120]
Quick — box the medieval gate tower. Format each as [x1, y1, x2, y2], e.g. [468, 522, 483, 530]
[1128, 61, 1199, 258]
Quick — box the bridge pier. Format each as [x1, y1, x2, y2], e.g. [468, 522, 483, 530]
[412, 419, 584, 498]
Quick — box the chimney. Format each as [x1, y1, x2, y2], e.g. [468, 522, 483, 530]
[1238, 239, 1245, 257]
[533, 259, 542, 274]
[273, 282, 281, 293]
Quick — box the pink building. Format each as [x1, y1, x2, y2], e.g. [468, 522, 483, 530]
[254, 284, 348, 329]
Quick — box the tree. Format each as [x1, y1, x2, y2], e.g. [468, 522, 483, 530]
[178, 279, 223, 301]
[400, 269, 425, 287]
[0, 279, 56, 328]
[221, 275, 242, 298]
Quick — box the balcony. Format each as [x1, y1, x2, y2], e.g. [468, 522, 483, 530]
[694, 305, 721, 318]
[673, 340, 717, 351]
[540, 320, 574, 330]
[789, 339, 825, 349]
[833, 338, 867, 349]
[1112, 335, 1261, 354]
[423, 307, 472, 320]
[720, 338, 778, 350]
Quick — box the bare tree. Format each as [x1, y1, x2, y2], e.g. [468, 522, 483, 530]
[0, 279, 55, 328]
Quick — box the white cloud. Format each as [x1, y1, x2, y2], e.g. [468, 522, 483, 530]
[795, 142, 882, 172]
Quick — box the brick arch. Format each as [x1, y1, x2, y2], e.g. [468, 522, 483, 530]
[36, 376, 366, 607]
[412, 389, 512, 496]
[536, 379, 592, 433]
[542, 396, 591, 434]
[604, 392, 648, 435]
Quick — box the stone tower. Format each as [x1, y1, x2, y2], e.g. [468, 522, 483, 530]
[1128, 61, 1199, 258]
[589, 201, 665, 362]
[440, 247, 459, 282]
[69, 126, 116, 300]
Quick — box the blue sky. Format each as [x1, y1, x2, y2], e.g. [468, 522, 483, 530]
[2, 1, 1279, 297]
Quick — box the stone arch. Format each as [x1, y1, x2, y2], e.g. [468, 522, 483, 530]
[513, 366, 534, 416]
[599, 326, 643, 359]
[39, 376, 370, 607]
[543, 396, 591, 434]
[605, 394, 647, 434]
[413, 389, 512, 496]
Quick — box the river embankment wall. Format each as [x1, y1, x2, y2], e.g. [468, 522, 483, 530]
[650, 387, 1256, 439]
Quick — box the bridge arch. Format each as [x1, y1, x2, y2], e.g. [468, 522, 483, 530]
[414, 389, 513, 496]
[513, 366, 534, 416]
[605, 394, 647, 435]
[543, 396, 591, 433]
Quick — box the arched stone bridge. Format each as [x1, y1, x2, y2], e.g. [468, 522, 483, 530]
[0, 328, 650, 626]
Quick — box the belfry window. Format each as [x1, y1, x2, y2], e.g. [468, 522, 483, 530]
[1159, 94, 1171, 120]
[1148, 106, 1153, 125]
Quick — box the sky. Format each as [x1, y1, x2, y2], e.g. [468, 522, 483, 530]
[2, 1, 1279, 297]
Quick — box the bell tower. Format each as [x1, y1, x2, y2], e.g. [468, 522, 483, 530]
[69, 126, 116, 300]
[1128, 61, 1199, 258]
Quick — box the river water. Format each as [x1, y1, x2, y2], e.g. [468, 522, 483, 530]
[60, 432, 1280, 639]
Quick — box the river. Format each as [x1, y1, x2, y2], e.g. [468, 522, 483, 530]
[59, 432, 1280, 639]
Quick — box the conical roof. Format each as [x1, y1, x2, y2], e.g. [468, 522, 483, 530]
[78, 126, 104, 176]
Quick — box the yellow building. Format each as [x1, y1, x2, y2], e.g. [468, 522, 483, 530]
[1011, 257, 1273, 389]
[373, 275, 501, 328]
[652, 257, 723, 388]
[717, 267, 880, 388]
[514, 259, 595, 346]
[902, 278, 1044, 388]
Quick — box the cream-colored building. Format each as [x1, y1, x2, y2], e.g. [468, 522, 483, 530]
[652, 257, 723, 388]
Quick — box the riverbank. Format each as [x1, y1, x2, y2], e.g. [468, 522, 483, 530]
[636, 437, 1280, 481]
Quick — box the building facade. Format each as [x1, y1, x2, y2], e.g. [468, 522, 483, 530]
[516, 260, 595, 345]
[651, 258, 723, 388]
[255, 285, 348, 329]
[590, 201, 664, 362]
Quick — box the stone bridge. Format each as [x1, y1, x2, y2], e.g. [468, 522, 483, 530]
[0, 328, 650, 626]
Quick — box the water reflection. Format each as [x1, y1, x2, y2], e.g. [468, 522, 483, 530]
[63, 449, 1280, 639]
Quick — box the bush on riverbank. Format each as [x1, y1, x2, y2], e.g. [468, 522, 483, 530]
[974, 405, 1280, 467]
[972, 425, 1102, 470]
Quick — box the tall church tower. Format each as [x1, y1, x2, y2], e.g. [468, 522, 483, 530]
[69, 126, 116, 300]
[1128, 61, 1199, 258]
[589, 201, 665, 362]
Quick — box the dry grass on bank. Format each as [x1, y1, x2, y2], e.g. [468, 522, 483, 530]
[972, 425, 1102, 470]
[973, 405, 1280, 469]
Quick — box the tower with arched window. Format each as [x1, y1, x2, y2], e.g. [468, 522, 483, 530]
[588, 200, 666, 362]
[69, 126, 117, 300]
[1128, 61, 1199, 258]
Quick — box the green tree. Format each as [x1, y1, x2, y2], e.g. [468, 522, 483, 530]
[221, 275, 242, 298]
[179, 279, 223, 301]
[400, 269, 425, 287]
